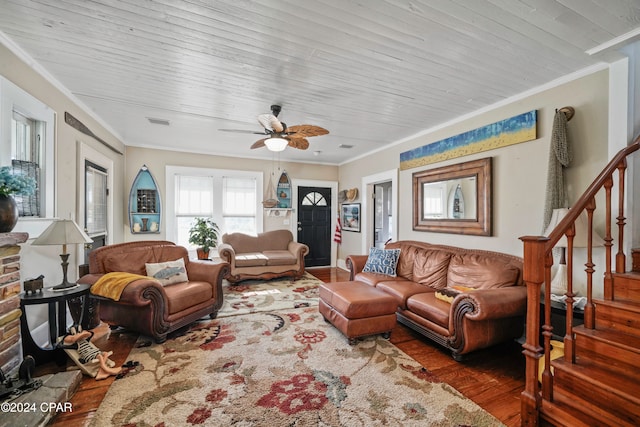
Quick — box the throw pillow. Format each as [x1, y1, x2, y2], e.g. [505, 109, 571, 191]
[362, 247, 401, 277]
[145, 258, 188, 286]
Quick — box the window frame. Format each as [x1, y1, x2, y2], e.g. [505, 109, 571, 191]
[1, 76, 55, 235]
[166, 166, 263, 250]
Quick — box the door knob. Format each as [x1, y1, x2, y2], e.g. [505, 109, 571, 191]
[297, 227, 302, 231]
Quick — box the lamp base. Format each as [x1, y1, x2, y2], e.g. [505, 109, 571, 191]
[550, 264, 568, 295]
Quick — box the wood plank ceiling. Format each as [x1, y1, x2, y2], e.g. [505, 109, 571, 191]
[1, 0, 639, 164]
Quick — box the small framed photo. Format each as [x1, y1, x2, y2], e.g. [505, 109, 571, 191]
[341, 203, 361, 232]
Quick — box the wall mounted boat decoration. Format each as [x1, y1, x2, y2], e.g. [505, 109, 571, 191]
[129, 165, 161, 233]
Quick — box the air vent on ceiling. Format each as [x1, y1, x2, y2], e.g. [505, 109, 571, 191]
[338, 144, 354, 149]
[147, 117, 170, 126]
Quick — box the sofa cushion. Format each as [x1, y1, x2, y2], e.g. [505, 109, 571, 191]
[447, 253, 520, 289]
[412, 249, 452, 289]
[362, 247, 401, 276]
[104, 247, 154, 275]
[145, 258, 189, 286]
[235, 252, 268, 267]
[376, 280, 433, 309]
[163, 280, 212, 315]
[223, 230, 293, 253]
[152, 245, 188, 264]
[406, 292, 450, 329]
[263, 250, 297, 266]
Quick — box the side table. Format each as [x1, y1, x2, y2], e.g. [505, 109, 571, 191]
[19, 284, 91, 365]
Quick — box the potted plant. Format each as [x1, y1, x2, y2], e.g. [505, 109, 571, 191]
[0, 166, 36, 232]
[188, 217, 220, 259]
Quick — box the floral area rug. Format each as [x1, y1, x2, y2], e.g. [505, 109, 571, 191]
[91, 308, 504, 426]
[217, 272, 321, 318]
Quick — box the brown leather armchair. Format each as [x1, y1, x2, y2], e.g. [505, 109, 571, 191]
[78, 241, 229, 342]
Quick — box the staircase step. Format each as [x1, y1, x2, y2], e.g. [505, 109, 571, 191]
[594, 298, 640, 337]
[543, 387, 637, 427]
[574, 324, 640, 367]
[612, 272, 640, 302]
[551, 356, 640, 425]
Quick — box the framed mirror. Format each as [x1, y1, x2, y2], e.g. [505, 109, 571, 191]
[412, 157, 492, 236]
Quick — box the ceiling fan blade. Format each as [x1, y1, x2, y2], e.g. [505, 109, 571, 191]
[288, 137, 309, 150]
[257, 114, 284, 133]
[286, 125, 329, 138]
[251, 138, 268, 149]
[219, 128, 267, 135]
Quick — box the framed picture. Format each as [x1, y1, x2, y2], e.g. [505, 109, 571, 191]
[341, 203, 361, 232]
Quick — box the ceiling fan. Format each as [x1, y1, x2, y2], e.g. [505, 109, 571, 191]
[219, 105, 329, 151]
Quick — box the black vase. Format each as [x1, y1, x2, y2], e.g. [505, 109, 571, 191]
[0, 194, 18, 232]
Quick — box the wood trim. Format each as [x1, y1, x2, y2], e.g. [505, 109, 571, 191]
[64, 112, 123, 155]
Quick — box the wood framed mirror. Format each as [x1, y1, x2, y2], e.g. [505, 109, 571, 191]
[412, 157, 492, 236]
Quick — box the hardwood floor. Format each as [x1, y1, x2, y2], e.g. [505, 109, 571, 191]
[37, 267, 524, 426]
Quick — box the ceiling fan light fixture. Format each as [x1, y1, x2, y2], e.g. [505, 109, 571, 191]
[264, 137, 288, 152]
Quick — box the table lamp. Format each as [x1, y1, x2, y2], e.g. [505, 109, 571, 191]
[32, 219, 93, 290]
[543, 208, 604, 295]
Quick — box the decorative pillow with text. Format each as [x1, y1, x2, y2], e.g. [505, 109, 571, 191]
[362, 247, 401, 277]
[145, 258, 188, 286]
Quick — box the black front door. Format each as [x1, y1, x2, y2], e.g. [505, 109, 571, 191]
[297, 186, 331, 267]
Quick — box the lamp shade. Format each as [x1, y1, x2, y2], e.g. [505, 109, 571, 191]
[543, 208, 604, 248]
[264, 137, 288, 152]
[32, 219, 93, 250]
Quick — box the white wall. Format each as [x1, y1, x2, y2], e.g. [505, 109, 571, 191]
[339, 68, 611, 296]
[124, 146, 339, 241]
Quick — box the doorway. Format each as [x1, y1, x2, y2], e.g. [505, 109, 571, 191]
[297, 186, 331, 267]
[373, 181, 393, 248]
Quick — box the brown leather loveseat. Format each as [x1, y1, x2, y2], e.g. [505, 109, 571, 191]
[79, 241, 229, 342]
[218, 230, 309, 283]
[346, 240, 526, 360]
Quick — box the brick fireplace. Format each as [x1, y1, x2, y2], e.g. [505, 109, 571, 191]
[0, 232, 28, 375]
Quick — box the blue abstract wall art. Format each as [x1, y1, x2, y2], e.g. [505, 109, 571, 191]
[400, 110, 537, 170]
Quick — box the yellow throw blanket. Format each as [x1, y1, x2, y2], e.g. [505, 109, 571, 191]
[91, 272, 158, 301]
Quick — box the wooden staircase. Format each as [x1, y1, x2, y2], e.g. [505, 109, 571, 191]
[520, 136, 640, 426]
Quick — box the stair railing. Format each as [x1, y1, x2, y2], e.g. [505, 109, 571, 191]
[519, 134, 640, 427]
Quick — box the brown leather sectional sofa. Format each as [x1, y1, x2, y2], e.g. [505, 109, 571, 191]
[346, 240, 526, 360]
[218, 230, 309, 283]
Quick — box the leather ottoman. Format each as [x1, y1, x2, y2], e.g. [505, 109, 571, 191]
[319, 281, 397, 344]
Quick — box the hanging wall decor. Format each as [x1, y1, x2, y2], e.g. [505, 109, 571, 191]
[276, 170, 291, 209]
[129, 165, 161, 234]
[400, 110, 537, 170]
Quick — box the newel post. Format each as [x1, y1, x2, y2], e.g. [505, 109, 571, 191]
[520, 236, 547, 427]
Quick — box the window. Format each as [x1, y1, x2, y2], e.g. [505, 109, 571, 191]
[422, 183, 445, 218]
[223, 177, 256, 233]
[168, 167, 262, 252]
[85, 161, 108, 236]
[301, 191, 327, 206]
[12, 111, 44, 216]
[1, 76, 55, 226]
